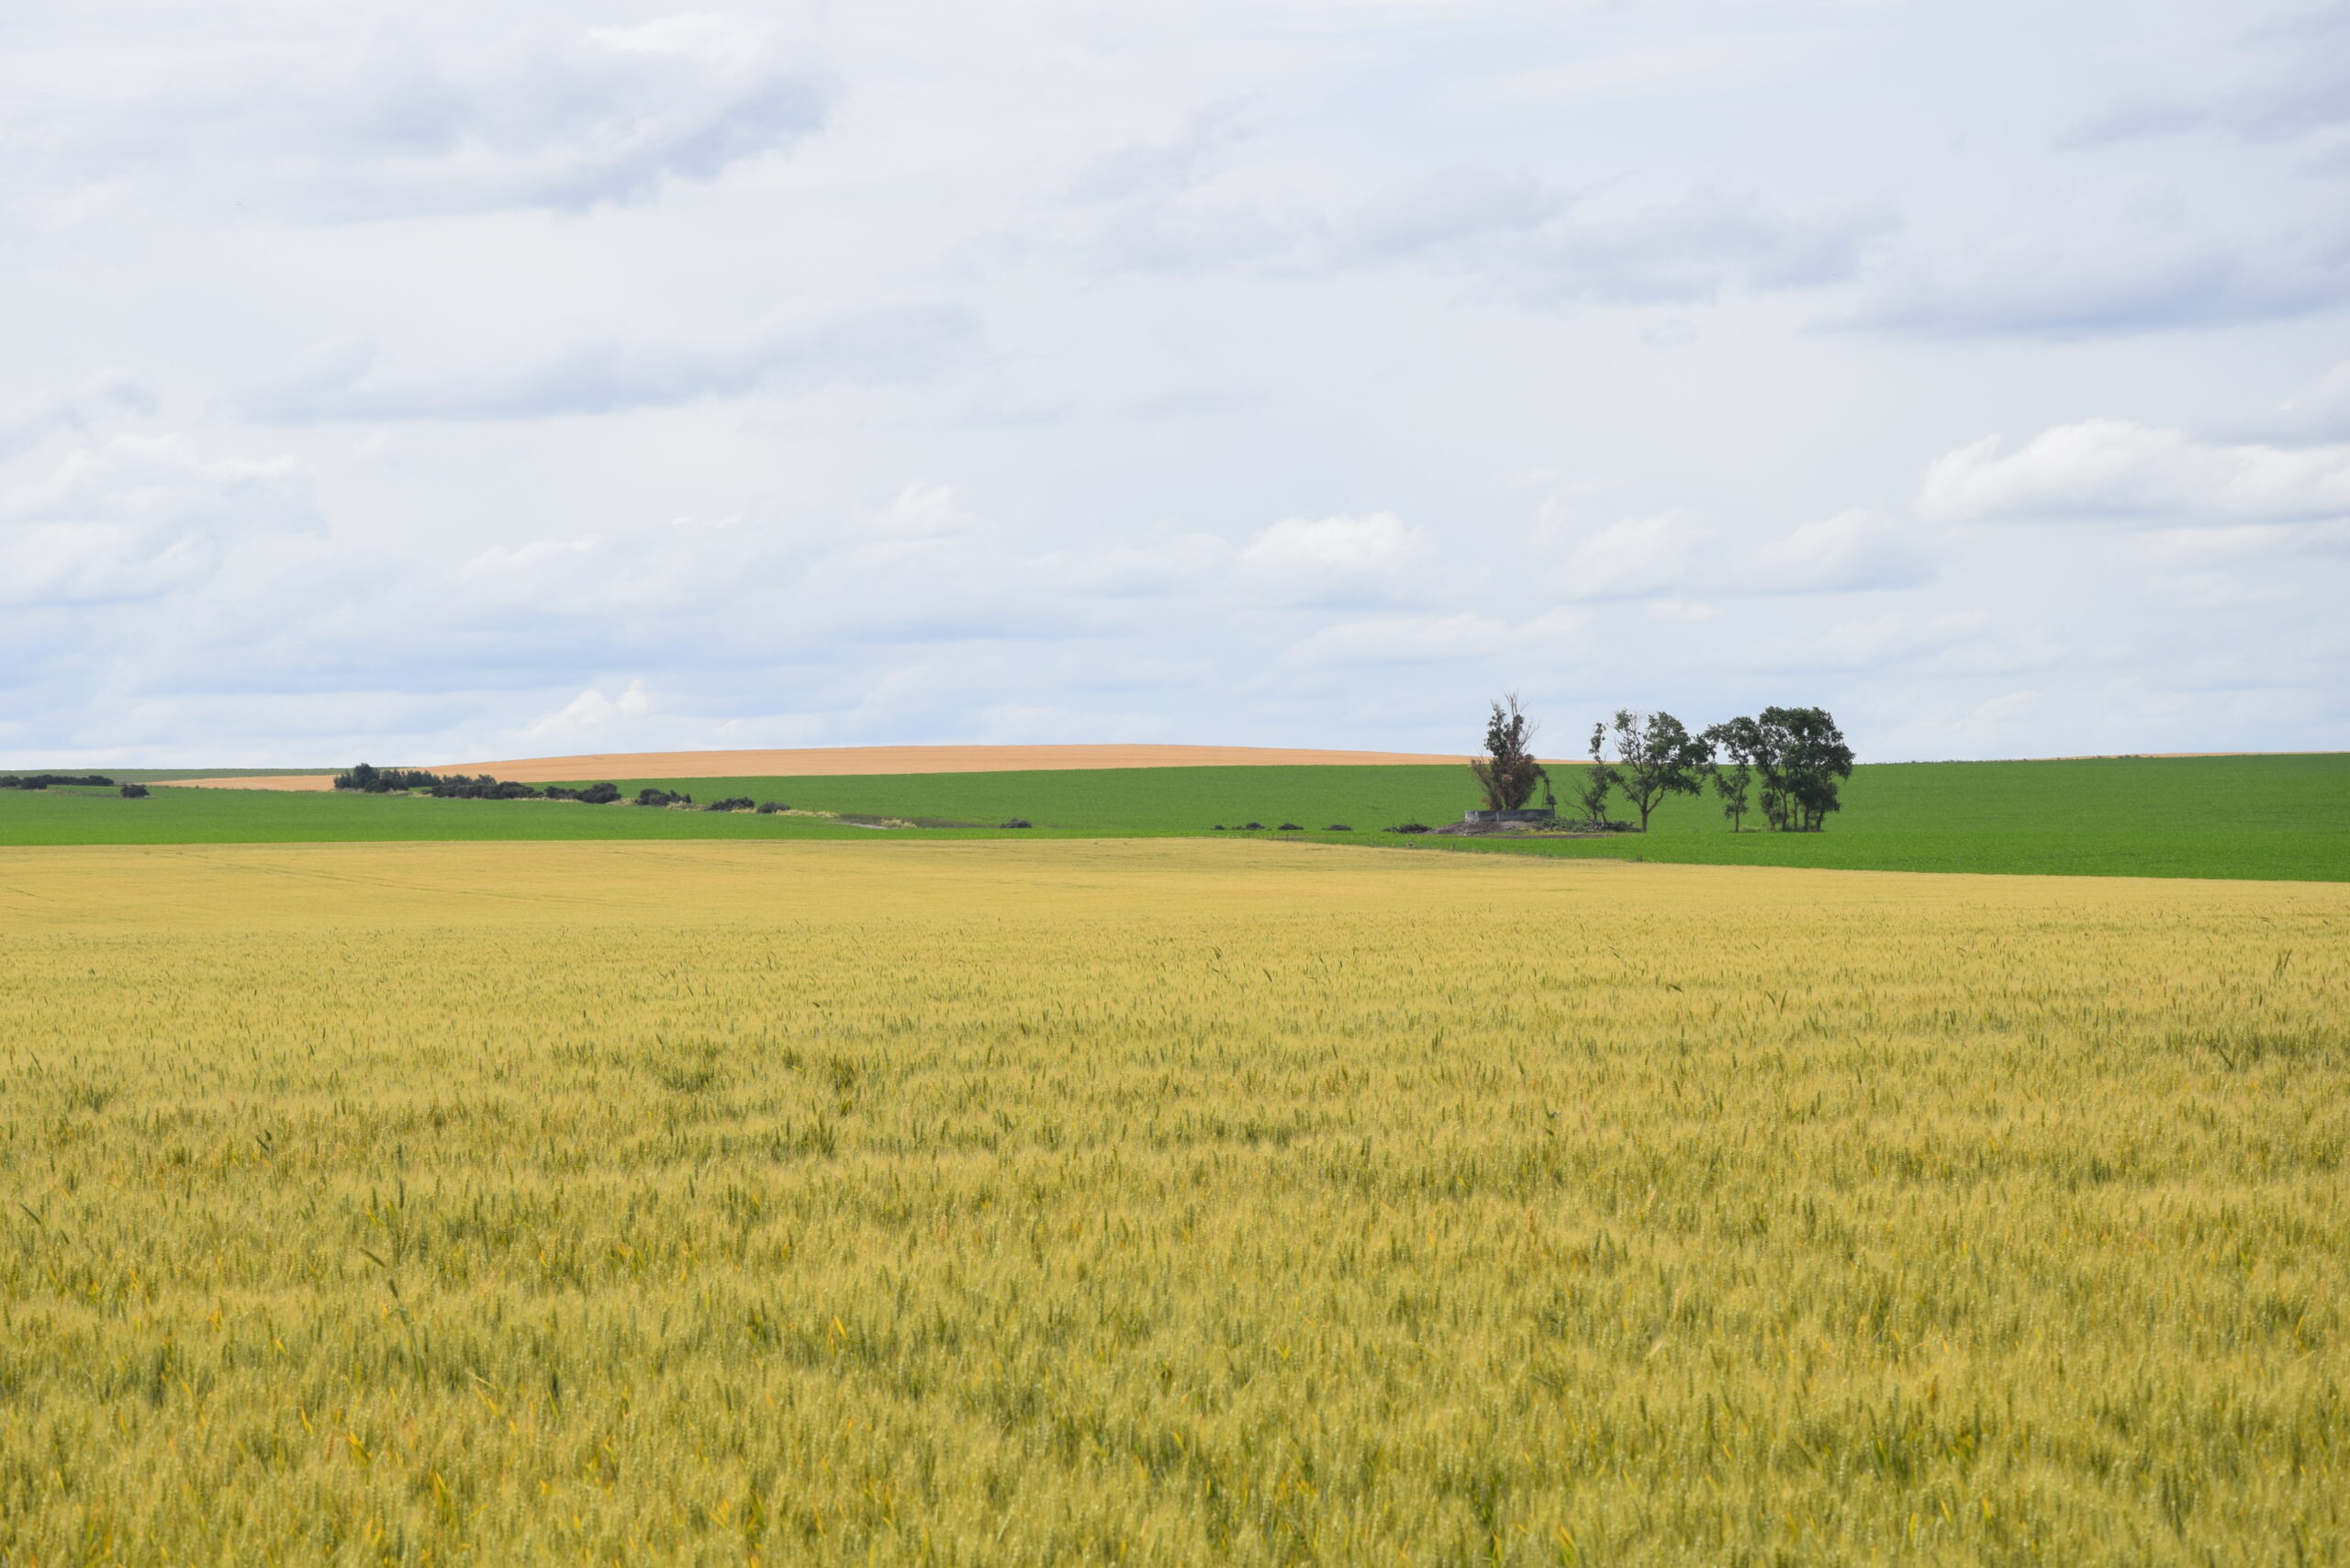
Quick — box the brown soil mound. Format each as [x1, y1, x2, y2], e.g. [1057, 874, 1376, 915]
[175, 743, 1570, 792]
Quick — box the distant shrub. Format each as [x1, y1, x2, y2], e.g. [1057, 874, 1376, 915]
[1000, 819, 1033, 829]
[1212, 824, 1226, 831]
[428, 778, 541, 800]
[120, 783, 150, 799]
[1325, 823, 1352, 832]
[1238, 822, 1265, 831]
[543, 782, 621, 804]
[1385, 823, 1432, 834]
[704, 797, 756, 812]
[1277, 823, 1304, 832]
[1, 774, 114, 790]
[636, 788, 694, 808]
[755, 801, 788, 814]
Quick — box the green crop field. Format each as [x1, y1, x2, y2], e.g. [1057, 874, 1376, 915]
[3, 753, 2345, 880]
[0, 784, 890, 847]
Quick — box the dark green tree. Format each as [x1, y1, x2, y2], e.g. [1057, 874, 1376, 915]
[1468, 693, 1549, 812]
[1761, 705, 1855, 831]
[1604, 709, 1710, 832]
[1708, 709, 1853, 831]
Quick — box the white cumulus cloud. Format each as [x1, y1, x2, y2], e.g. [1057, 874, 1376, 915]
[1749, 510, 1932, 592]
[1921, 420, 2350, 523]
[509, 678, 655, 742]
[1556, 513, 1708, 599]
[1238, 512, 1427, 603]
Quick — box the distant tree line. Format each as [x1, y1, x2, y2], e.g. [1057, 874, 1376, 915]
[1, 773, 116, 790]
[1583, 705, 1854, 832]
[334, 765, 444, 792]
[1468, 700, 1856, 832]
[334, 765, 621, 804]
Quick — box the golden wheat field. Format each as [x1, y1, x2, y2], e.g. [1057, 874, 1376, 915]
[0, 838, 2344, 1566]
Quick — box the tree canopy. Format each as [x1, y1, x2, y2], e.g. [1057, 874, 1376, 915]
[1599, 710, 1710, 832]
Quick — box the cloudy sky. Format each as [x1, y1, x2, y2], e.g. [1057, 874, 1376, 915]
[5, 0, 2346, 766]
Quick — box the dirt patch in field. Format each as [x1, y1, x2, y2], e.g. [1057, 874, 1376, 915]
[173, 744, 1574, 792]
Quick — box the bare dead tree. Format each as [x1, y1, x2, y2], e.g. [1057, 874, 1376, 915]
[1469, 693, 1549, 811]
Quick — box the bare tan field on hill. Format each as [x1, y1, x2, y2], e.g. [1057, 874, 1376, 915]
[172, 742, 1528, 790]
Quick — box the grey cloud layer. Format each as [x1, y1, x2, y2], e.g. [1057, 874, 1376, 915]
[5, 10, 830, 221]
[1063, 116, 1897, 306]
[241, 307, 976, 422]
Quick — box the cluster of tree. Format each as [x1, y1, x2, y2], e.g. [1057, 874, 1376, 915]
[1582, 706, 1854, 832]
[426, 778, 542, 800]
[120, 784, 150, 799]
[1, 773, 116, 790]
[639, 789, 781, 812]
[333, 765, 446, 792]
[1471, 698, 1855, 832]
[333, 765, 622, 802]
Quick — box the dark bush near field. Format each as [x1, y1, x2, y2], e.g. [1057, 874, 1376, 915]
[1238, 822, 1265, 831]
[429, 778, 541, 800]
[1000, 819, 1033, 829]
[636, 788, 694, 808]
[755, 801, 789, 814]
[1277, 823, 1304, 831]
[334, 764, 447, 793]
[1385, 823, 1432, 834]
[1325, 823, 1352, 832]
[543, 782, 621, 804]
[703, 797, 756, 812]
[2, 774, 114, 790]
[120, 783, 150, 799]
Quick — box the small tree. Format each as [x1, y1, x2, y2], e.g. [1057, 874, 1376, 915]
[1703, 716, 1761, 832]
[1468, 693, 1549, 812]
[1709, 762, 1750, 830]
[1603, 709, 1709, 832]
[1574, 722, 1621, 825]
